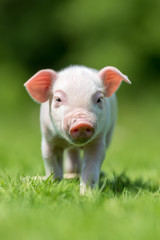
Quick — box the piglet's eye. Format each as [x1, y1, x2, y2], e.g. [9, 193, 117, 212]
[97, 97, 103, 103]
[56, 97, 62, 102]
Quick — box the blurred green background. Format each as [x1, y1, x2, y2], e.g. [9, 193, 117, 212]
[0, 0, 160, 173]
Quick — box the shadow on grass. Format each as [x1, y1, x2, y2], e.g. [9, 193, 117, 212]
[99, 171, 160, 195]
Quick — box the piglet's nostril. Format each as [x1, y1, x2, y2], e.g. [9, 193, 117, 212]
[73, 128, 78, 133]
[86, 128, 91, 132]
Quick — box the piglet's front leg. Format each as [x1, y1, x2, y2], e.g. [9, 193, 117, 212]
[80, 138, 106, 195]
[41, 138, 63, 180]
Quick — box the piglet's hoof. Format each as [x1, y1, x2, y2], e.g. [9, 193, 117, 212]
[63, 173, 80, 179]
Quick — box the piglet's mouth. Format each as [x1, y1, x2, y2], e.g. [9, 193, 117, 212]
[68, 122, 95, 145]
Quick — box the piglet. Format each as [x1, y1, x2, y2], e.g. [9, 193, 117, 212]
[24, 65, 131, 194]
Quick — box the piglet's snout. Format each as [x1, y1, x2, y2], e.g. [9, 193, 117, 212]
[70, 122, 94, 139]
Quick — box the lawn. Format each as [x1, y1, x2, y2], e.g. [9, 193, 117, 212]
[0, 81, 160, 240]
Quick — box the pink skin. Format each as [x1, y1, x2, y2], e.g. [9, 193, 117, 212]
[62, 108, 96, 145]
[70, 122, 94, 139]
[52, 89, 97, 145]
[24, 65, 131, 194]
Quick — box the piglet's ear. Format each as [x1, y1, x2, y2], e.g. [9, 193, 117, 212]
[24, 69, 57, 103]
[98, 66, 131, 97]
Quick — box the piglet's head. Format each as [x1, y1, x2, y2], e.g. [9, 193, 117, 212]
[24, 66, 131, 146]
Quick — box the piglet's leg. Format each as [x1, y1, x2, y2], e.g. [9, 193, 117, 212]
[64, 147, 81, 174]
[41, 138, 63, 180]
[80, 138, 106, 195]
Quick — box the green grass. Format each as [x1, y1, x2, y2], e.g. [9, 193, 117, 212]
[0, 85, 160, 240]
